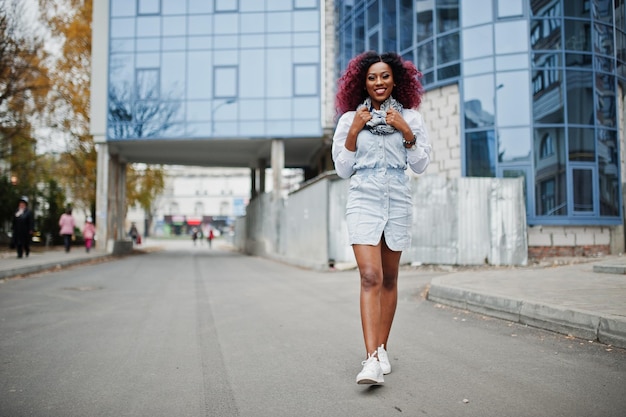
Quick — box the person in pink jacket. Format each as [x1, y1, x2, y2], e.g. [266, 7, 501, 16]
[83, 216, 96, 253]
[58, 207, 76, 253]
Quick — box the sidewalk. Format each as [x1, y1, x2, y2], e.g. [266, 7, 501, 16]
[428, 257, 626, 349]
[2, 242, 625, 349]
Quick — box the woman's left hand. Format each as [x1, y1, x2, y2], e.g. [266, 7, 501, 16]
[385, 108, 409, 131]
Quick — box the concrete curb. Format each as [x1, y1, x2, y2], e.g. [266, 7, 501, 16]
[428, 280, 626, 350]
[0, 255, 112, 280]
[593, 263, 626, 274]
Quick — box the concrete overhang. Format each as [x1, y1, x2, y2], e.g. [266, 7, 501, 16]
[105, 137, 327, 168]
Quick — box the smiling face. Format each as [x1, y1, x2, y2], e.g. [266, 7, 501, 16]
[365, 61, 394, 110]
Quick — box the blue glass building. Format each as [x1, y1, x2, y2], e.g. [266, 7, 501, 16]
[92, 0, 626, 256]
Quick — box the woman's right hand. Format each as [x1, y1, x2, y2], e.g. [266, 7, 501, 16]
[351, 107, 371, 131]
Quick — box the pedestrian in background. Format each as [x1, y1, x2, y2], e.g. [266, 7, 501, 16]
[11, 196, 34, 258]
[59, 207, 76, 253]
[83, 217, 95, 253]
[207, 228, 214, 249]
[332, 51, 431, 384]
[128, 222, 139, 244]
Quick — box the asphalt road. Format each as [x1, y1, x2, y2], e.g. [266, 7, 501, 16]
[1, 241, 624, 417]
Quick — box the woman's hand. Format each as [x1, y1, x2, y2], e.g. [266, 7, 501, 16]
[351, 107, 372, 130]
[385, 108, 409, 132]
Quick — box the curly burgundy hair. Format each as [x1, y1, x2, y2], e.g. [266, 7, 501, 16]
[335, 51, 424, 116]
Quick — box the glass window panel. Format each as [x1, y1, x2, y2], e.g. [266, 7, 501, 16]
[111, 18, 136, 38]
[267, 12, 292, 32]
[437, 32, 459, 65]
[293, 33, 319, 47]
[294, 64, 318, 96]
[293, 120, 322, 136]
[213, 49, 238, 64]
[530, 19, 561, 51]
[189, 0, 212, 13]
[534, 127, 567, 216]
[267, 33, 292, 47]
[564, 19, 591, 52]
[294, 10, 320, 32]
[383, 1, 397, 53]
[163, 16, 186, 36]
[267, 121, 292, 136]
[437, 63, 460, 80]
[189, 15, 212, 35]
[266, 49, 292, 98]
[109, 53, 134, 82]
[563, 0, 590, 18]
[496, 54, 527, 71]
[136, 68, 160, 100]
[214, 13, 238, 34]
[465, 130, 496, 177]
[293, 97, 320, 119]
[214, 35, 238, 49]
[532, 69, 564, 124]
[137, 38, 160, 52]
[188, 36, 212, 50]
[138, 0, 160, 15]
[400, 0, 414, 50]
[241, 34, 265, 48]
[240, 13, 265, 33]
[497, 0, 523, 17]
[422, 71, 434, 85]
[595, 73, 616, 128]
[163, 37, 186, 51]
[531, 0, 561, 17]
[137, 16, 160, 37]
[565, 53, 592, 68]
[464, 57, 494, 75]
[355, 12, 365, 53]
[293, 47, 319, 63]
[295, 0, 318, 9]
[462, 25, 493, 60]
[187, 52, 212, 99]
[416, 6, 433, 42]
[498, 128, 531, 162]
[598, 129, 619, 215]
[368, 30, 379, 52]
[240, 50, 265, 98]
[594, 56, 614, 73]
[215, 0, 238, 12]
[593, 23, 613, 56]
[533, 52, 562, 68]
[238, 99, 265, 120]
[572, 169, 594, 212]
[417, 41, 434, 70]
[367, 0, 380, 28]
[111, 39, 134, 53]
[495, 21, 529, 54]
[111, 0, 136, 17]
[461, 0, 492, 27]
[568, 127, 595, 161]
[239, 121, 266, 136]
[566, 70, 594, 125]
[496, 71, 530, 126]
[464, 74, 494, 128]
[213, 66, 238, 98]
[136, 52, 160, 68]
[162, 0, 186, 15]
[161, 52, 185, 97]
[437, 0, 459, 33]
[267, 0, 291, 11]
[267, 99, 293, 120]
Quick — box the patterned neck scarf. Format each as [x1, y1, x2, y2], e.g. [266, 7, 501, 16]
[357, 96, 403, 135]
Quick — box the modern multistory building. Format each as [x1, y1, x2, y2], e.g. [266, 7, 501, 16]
[91, 0, 626, 257]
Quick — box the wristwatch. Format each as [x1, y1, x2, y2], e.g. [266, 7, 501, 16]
[403, 135, 417, 150]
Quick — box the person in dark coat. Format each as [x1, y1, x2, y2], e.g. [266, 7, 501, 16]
[12, 196, 34, 258]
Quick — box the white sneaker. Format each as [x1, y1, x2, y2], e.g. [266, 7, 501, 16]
[377, 344, 391, 375]
[356, 353, 384, 384]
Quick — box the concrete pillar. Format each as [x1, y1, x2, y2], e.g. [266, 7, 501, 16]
[271, 139, 284, 200]
[250, 167, 257, 199]
[258, 158, 266, 194]
[95, 142, 109, 250]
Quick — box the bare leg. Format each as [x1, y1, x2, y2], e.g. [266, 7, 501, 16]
[353, 242, 383, 356]
[379, 237, 401, 349]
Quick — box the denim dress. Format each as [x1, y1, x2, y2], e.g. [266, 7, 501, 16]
[331, 109, 431, 251]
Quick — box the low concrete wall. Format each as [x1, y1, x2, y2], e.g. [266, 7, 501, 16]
[236, 174, 528, 268]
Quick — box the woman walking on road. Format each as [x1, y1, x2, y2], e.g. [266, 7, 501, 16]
[332, 51, 431, 384]
[59, 207, 75, 253]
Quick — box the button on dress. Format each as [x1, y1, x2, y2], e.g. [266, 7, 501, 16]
[332, 109, 431, 251]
